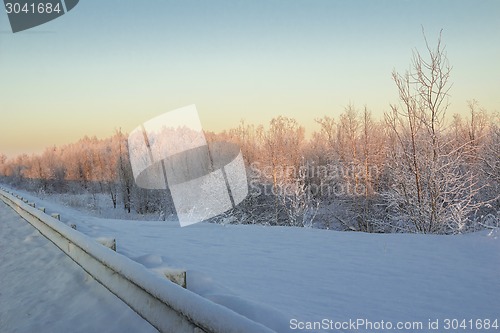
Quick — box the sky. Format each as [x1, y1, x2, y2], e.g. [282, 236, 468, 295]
[0, 0, 499, 157]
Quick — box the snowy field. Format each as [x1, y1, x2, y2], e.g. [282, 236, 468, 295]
[1, 186, 500, 333]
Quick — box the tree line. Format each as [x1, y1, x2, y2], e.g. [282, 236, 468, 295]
[0, 32, 498, 233]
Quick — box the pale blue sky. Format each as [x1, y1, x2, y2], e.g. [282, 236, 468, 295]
[1, 0, 499, 156]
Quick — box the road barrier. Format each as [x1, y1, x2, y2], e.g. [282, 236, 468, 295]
[0, 187, 276, 333]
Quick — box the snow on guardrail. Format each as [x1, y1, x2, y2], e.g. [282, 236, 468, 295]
[0, 187, 276, 333]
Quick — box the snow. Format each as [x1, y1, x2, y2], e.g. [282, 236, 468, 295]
[2, 186, 500, 333]
[0, 200, 158, 333]
[0, 189, 276, 333]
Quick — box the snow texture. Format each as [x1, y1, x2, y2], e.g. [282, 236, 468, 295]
[0, 189, 276, 333]
[0, 200, 158, 333]
[2, 185, 500, 333]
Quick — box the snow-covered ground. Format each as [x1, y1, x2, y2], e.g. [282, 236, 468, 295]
[0, 200, 157, 333]
[2, 186, 500, 333]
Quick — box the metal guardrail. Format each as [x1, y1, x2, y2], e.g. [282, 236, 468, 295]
[0, 187, 276, 333]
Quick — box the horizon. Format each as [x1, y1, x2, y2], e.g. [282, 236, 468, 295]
[1, 103, 496, 159]
[1, 0, 499, 157]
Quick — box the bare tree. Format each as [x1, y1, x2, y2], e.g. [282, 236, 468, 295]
[384, 30, 484, 234]
[315, 116, 336, 159]
[116, 130, 133, 214]
[262, 116, 305, 225]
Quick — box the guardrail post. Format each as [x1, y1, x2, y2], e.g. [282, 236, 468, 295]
[51, 213, 60, 220]
[97, 237, 116, 251]
[161, 268, 187, 289]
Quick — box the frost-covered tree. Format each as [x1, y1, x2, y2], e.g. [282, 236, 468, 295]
[274, 159, 318, 227]
[116, 130, 134, 214]
[314, 115, 336, 163]
[262, 116, 305, 224]
[479, 112, 500, 213]
[0, 154, 7, 182]
[384, 30, 483, 234]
